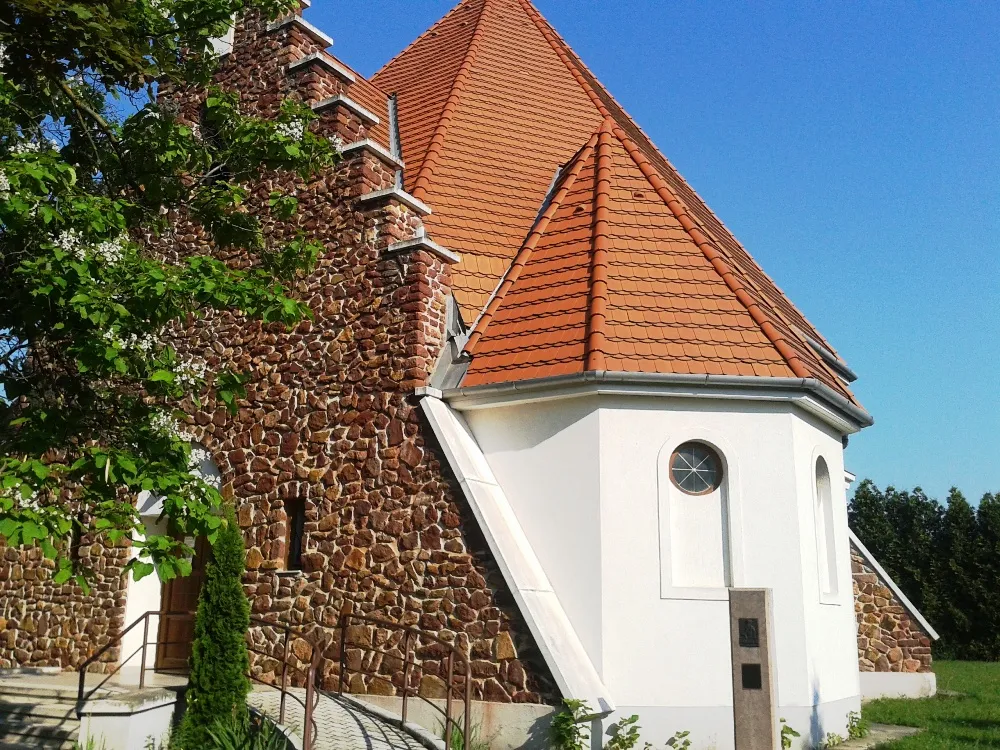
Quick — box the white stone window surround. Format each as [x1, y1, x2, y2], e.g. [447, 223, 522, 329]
[813, 450, 841, 605]
[657, 428, 746, 601]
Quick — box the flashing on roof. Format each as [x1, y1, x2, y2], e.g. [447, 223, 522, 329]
[804, 335, 858, 383]
[311, 95, 380, 125]
[358, 187, 432, 217]
[287, 52, 355, 83]
[267, 15, 334, 49]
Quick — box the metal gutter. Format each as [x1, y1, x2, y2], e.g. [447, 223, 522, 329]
[444, 371, 874, 430]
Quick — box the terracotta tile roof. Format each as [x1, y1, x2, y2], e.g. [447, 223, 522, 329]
[373, 0, 860, 403]
[464, 119, 806, 386]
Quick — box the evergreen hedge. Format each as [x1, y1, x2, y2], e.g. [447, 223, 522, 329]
[850, 480, 1000, 660]
[175, 506, 252, 748]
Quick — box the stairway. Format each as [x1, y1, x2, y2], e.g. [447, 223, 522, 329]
[0, 679, 82, 749]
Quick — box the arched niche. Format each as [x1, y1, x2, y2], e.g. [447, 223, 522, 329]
[814, 455, 839, 599]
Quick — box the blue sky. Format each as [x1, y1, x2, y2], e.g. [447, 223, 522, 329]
[309, 1, 1000, 503]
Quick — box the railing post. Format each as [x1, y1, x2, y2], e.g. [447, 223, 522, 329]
[445, 651, 454, 748]
[280, 626, 290, 725]
[464, 655, 472, 750]
[401, 630, 412, 727]
[303, 641, 322, 750]
[139, 613, 150, 689]
[338, 614, 348, 695]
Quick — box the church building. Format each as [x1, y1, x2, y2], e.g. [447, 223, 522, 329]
[0, 1, 937, 748]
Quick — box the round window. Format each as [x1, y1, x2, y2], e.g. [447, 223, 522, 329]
[670, 442, 723, 495]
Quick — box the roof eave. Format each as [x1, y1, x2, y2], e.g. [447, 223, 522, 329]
[443, 371, 874, 434]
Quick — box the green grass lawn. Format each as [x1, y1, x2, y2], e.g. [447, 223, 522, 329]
[864, 661, 1000, 748]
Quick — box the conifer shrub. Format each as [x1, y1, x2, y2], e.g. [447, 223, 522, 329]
[175, 506, 251, 748]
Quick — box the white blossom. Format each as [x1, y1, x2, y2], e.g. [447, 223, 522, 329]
[12, 140, 41, 155]
[174, 358, 207, 388]
[328, 134, 344, 151]
[0, 485, 41, 511]
[276, 121, 305, 141]
[0, 170, 9, 196]
[187, 446, 221, 490]
[93, 235, 128, 265]
[0, 43, 7, 68]
[102, 329, 161, 354]
[150, 411, 185, 441]
[56, 229, 85, 260]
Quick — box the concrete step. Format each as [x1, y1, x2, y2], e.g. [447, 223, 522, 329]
[0, 740, 77, 750]
[0, 716, 77, 744]
[0, 701, 78, 722]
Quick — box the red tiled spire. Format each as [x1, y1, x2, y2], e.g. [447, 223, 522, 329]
[375, 0, 860, 403]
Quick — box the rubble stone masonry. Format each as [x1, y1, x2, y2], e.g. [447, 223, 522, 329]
[852, 543, 933, 674]
[0, 8, 557, 704]
[155, 10, 557, 703]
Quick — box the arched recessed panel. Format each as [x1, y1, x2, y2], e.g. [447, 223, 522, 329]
[659, 441, 731, 592]
[815, 456, 838, 597]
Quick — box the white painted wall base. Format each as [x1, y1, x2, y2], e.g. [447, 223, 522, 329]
[78, 689, 179, 750]
[860, 672, 937, 701]
[596, 706, 735, 750]
[778, 695, 861, 750]
[600, 697, 860, 750]
[359, 696, 556, 750]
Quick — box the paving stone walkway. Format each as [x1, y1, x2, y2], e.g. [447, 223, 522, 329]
[249, 687, 432, 750]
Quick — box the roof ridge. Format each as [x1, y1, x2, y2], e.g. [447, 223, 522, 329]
[585, 119, 615, 371]
[609, 123, 813, 381]
[465, 132, 600, 354]
[372, 0, 482, 79]
[409, 0, 492, 202]
[515, 0, 612, 118]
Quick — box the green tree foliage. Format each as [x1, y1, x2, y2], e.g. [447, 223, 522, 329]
[849, 479, 1000, 659]
[0, 0, 338, 586]
[175, 507, 251, 748]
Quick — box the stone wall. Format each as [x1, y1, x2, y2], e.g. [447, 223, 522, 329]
[851, 543, 933, 674]
[0, 535, 129, 671]
[155, 10, 558, 704]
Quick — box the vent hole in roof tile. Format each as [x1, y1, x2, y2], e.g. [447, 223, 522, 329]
[574, 206, 585, 214]
[634, 191, 645, 199]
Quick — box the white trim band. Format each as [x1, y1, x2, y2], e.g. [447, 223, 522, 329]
[287, 52, 355, 83]
[312, 95, 380, 125]
[419, 395, 614, 713]
[267, 15, 334, 48]
[386, 237, 460, 264]
[358, 187, 432, 216]
[342, 139, 404, 171]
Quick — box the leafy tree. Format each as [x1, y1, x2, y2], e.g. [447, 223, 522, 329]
[850, 481, 1000, 661]
[975, 493, 1000, 658]
[0, 0, 337, 586]
[933, 490, 981, 658]
[175, 506, 251, 748]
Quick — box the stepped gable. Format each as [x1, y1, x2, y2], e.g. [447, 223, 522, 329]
[375, 0, 859, 401]
[462, 118, 859, 405]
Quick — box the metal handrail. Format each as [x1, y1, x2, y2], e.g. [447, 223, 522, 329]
[77, 609, 476, 750]
[75, 611, 324, 750]
[335, 613, 473, 749]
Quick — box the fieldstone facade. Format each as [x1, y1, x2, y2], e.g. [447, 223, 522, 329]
[0, 536, 129, 672]
[151, 8, 557, 704]
[851, 543, 933, 674]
